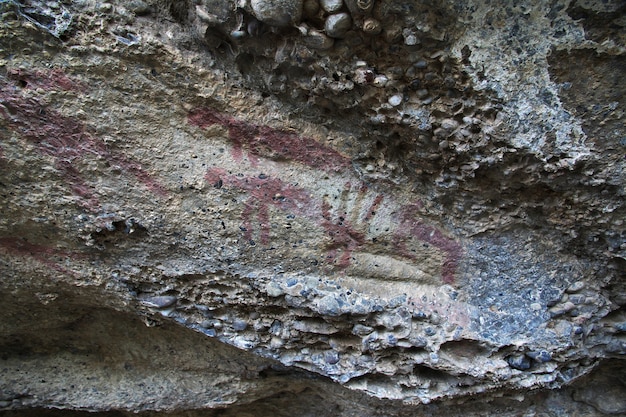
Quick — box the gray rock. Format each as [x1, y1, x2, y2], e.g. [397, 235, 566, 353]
[316, 295, 341, 316]
[251, 0, 303, 26]
[139, 295, 177, 309]
[325, 13, 351, 38]
[319, 0, 343, 13]
[352, 324, 374, 336]
[527, 350, 552, 363]
[127, 0, 150, 16]
[2, 0, 626, 415]
[507, 354, 531, 370]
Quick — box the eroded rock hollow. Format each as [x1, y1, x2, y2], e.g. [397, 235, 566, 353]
[1, 0, 625, 415]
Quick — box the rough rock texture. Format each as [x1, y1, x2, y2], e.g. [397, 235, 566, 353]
[0, 0, 625, 415]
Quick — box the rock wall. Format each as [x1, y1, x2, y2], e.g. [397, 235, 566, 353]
[0, 0, 625, 415]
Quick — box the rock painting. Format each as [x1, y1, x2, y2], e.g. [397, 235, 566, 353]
[0, 68, 167, 212]
[189, 107, 462, 285]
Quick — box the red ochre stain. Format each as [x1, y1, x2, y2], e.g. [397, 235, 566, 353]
[206, 168, 363, 264]
[7, 68, 86, 92]
[363, 193, 384, 222]
[188, 107, 351, 172]
[393, 202, 463, 285]
[206, 171, 462, 284]
[0, 237, 78, 276]
[0, 74, 168, 211]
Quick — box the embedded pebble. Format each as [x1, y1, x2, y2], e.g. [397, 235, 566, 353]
[232, 319, 248, 331]
[303, 0, 320, 18]
[251, 0, 303, 26]
[316, 295, 341, 316]
[324, 350, 340, 364]
[414, 59, 428, 69]
[270, 336, 284, 348]
[325, 13, 352, 38]
[527, 350, 552, 363]
[416, 88, 429, 98]
[569, 294, 586, 304]
[566, 281, 585, 293]
[140, 295, 177, 309]
[293, 319, 339, 334]
[372, 74, 388, 87]
[402, 29, 418, 45]
[303, 29, 335, 49]
[362, 18, 381, 35]
[344, 0, 374, 16]
[266, 282, 284, 297]
[348, 298, 375, 315]
[97, 2, 113, 13]
[549, 301, 575, 317]
[127, 0, 150, 15]
[320, 0, 343, 13]
[388, 94, 403, 106]
[352, 323, 374, 336]
[613, 322, 626, 332]
[507, 354, 531, 370]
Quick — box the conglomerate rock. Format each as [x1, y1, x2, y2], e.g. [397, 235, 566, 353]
[0, 0, 625, 415]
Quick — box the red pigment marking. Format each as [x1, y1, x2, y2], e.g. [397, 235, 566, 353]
[206, 168, 315, 245]
[206, 168, 363, 265]
[0, 237, 78, 276]
[7, 68, 87, 92]
[363, 194, 384, 222]
[188, 107, 351, 172]
[208, 168, 460, 282]
[393, 202, 463, 285]
[320, 200, 365, 268]
[0, 77, 167, 211]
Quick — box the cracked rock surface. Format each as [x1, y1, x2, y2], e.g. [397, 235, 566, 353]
[0, 0, 625, 415]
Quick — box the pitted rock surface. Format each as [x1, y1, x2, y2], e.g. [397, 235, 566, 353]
[0, 0, 625, 415]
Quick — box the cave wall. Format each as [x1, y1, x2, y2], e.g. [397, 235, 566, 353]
[0, 0, 625, 415]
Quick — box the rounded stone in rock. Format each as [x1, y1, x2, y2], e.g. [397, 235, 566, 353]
[251, 0, 303, 27]
[352, 324, 374, 336]
[127, 0, 150, 16]
[320, 0, 343, 13]
[325, 13, 352, 38]
[362, 18, 381, 35]
[266, 281, 284, 297]
[316, 295, 341, 316]
[414, 59, 428, 69]
[303, 29, 335, 49]
[303, 0, 320, 18]
[507, 354, 531, 370]
[388, 94, 403, 106]
[344, 0, 374, 16]
[324, 350, 340, 364]
[527, 350, 552, 363]
[140, 295, 177, 309]
[232, 319, 248, 331]
[566, 280, 585, 293]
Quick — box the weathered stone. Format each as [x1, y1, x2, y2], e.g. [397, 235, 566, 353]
[325, 12, 352, 38]
[507, 354, 531, 370]
[0, 0, 625, 415]
[251, 0, 303, 26]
